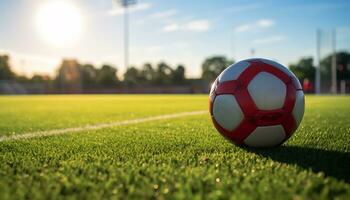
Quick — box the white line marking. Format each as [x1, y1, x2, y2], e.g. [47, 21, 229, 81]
[0, 110, 207, 142]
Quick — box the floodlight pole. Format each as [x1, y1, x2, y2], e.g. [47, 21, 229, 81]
[331, 29, 337, 94]
[315, 29, 321, 94]
[114, 0, 136, 72]
[124, 5, 129, 72]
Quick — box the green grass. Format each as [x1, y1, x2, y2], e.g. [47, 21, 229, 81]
[0, 95, 206, 135]
[0, 95, 349, 200]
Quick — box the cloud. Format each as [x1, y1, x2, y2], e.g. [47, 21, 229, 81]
[256, 19, 274, 28]
[185, 20, 210, 32]
[150, 9, 178, 19]
[235, 19, 274, 33]
[163, 23, 179, 32]
[162, 20, 210, 33]
[136, 9, 179, 24]
[235, 24, 251, 33]
[108, 3, 152, 16]
[253, 35, 287, 44]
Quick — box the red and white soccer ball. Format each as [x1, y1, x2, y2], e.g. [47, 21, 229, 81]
[209, 58, 304, 147]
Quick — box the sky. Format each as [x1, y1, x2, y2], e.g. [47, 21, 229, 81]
[0, 0, 350, 78]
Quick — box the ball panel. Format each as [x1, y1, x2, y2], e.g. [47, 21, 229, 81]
[281, 114, 297, 140]
[247, 72, 286, 110]
[260, 58, 302, 89]
[260, 58, 290, 75]
[209, 78, 218, 102]
[213, 94, 243, 131]
[292, 90, 305, 126]
[291, 75, 302, 90]
[241, 58, 261, 62]
[244, 125, 286, 147]
[218, 61, 250, 82]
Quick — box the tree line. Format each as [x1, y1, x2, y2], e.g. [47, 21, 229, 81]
[0, 55, 233, 89]
[289, 52, 350, 83]
[0, 55, 188, 89]
[1, 52, 350, 90]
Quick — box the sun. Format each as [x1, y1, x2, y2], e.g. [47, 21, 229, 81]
[35, 1, 83, 46]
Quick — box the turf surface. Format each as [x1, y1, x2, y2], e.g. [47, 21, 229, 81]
[0, 95, 349, 199]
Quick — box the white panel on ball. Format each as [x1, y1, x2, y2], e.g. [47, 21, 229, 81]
[218, 61, 250, 82]
[213, 94, 243, 131]
[209, 78, 218, 102]
[292, 90, 305, 126]
[247, 72, 286, 110]
[244, 125, 286, 147]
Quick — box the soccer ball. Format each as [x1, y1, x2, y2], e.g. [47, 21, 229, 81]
[209, 58, 304, 147]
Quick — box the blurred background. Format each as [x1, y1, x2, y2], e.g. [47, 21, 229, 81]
[0, 0, 349, 94]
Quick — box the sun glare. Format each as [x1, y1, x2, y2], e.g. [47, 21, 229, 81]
[35, 1, 83, 46]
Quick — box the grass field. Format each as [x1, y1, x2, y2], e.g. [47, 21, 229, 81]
[0, 95, 349, 199]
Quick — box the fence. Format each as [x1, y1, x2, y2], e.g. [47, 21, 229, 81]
[0, 80, 210, 94]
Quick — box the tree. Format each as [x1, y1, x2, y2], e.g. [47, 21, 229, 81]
[172, 65, 186, 84]
[289, 57, 316, 81]
[15, 75, 30, 83]
[55, 59, 82, 90]
[321, 51, 350, 81]
[140, 63, 155, 84]
[154, 62, 173, 85]
[0, 55, 15, 80]
[96, 64, 119, 87]
[124, 67, 141, 86]
[81, 64, 97, 88]
[31, 74, 50, 83]
[201, 56, 233, 82]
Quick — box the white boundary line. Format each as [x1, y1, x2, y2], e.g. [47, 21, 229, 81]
[0, 110, 207, 142]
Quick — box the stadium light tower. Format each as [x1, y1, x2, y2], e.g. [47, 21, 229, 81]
[331, 29, 337, 94]
[113, 0, 137, 72]
[315, 30, 321, 94]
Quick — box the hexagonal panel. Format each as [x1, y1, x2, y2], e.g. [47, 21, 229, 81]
[260, 58, 291, 76]
[292, 90, 305, 126]
[213, 94, 243, 131]
[244, 125, 286, 147]
[247, 72, 286, 110]
[218, 61, 250, 83]
[260, 58, 302, 89]
[209, 78, 218, 102]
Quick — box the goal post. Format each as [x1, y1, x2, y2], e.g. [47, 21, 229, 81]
[316, 28, 350, 94]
